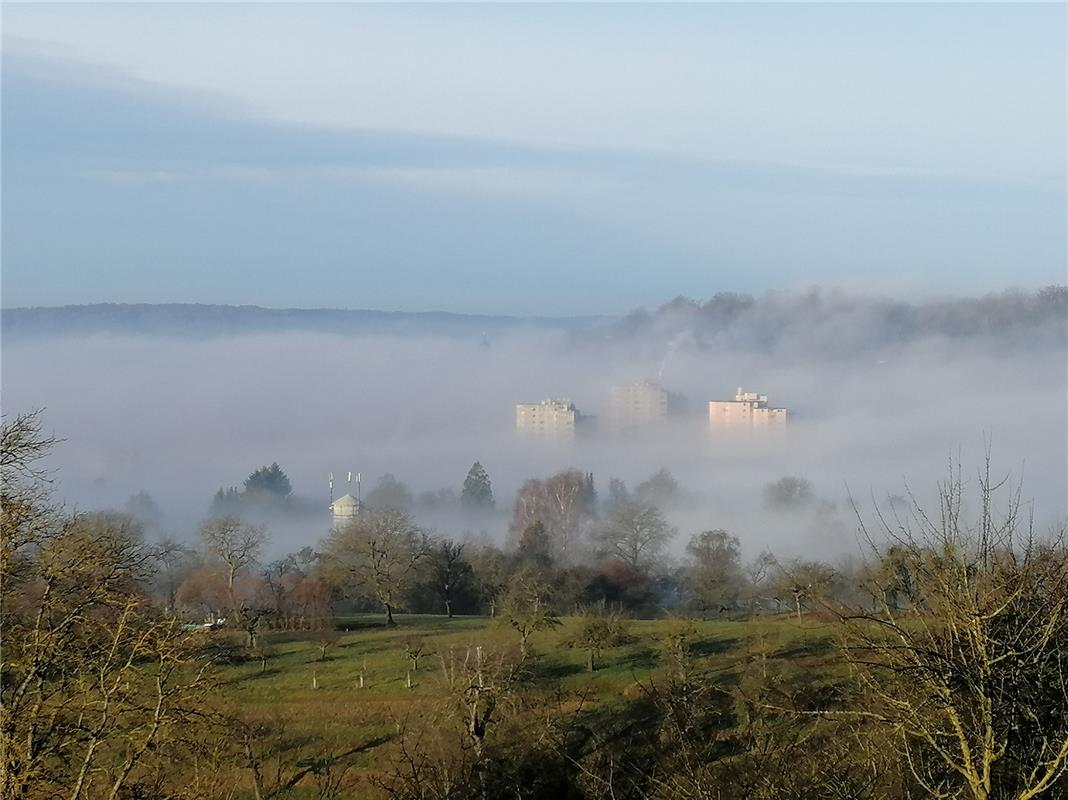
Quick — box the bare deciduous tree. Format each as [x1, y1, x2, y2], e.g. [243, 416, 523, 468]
[840, 459, 1068, 799]
[685, 529, 743, 613]
[199, 514, 267, 592]
[772, 558, 837, 622]
[236, 715, 386, 800]
[566, 604, 632, 672]
[314, 625, 340, 663]
[428, 538, 469, 618]
[509, 469, 595, 562]
[324, 507, 429, 626]
[498, 573, 560, 660]
[1, 411, 214, 799]
[592, 502, 675, 572]
[154, 535, 196, 614]
[440, 643, 523, 800]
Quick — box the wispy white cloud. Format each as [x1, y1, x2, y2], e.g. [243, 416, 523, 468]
[80, 164, 637, 200]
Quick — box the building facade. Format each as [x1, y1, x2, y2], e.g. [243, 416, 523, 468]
[516, 398, 587, 440]
[608, 380, 686, 430]
[708, 388, 787, 430]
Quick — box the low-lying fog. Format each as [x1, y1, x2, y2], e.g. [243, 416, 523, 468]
[4, 305, 1065, 563]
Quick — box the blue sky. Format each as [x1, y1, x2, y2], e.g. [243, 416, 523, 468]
[3, 3, 1065, 315]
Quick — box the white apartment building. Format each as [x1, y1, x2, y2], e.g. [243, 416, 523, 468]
[516, 398, 586, 440]
[708, 388, 787, 430]
[608, 380, 686, 430]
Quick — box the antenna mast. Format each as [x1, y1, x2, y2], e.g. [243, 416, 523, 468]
[328, 472, 334, 507]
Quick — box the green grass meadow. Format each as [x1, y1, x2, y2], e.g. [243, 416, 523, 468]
[212, 613, 843, 794]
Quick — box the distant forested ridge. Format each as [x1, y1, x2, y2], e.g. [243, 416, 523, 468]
[0, 303, 599, 340]
[585, 285, 1068, 359]
[4, 286, 1065, 359]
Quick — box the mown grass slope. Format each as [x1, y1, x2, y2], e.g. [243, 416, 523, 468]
[212, 613, 843, 796]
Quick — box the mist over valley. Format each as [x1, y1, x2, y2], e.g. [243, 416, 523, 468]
[6, 287, 1065, 562]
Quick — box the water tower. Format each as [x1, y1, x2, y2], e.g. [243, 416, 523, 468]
[328, 471, 361, 529]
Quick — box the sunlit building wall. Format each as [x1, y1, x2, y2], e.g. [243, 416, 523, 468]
[708, 388, 787, 430]
[516, 398, 587, 440]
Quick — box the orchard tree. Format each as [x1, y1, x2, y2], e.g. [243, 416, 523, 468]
[773, 558, 836, 621]
[324, 507, 429, 626]
[435, 643, 524, 798]
[498, 573, 560, 659]
[686, 529, 744, 612]
[592, 502, 675, 571]
[154, 535, 197, 613]
[566, 604, 632, 672]
[742, 549, 779, 612]
[231, 573, 273, 648]
[467, 545, 512, 617]
[314, 625, 340, 662]
[461, 462, 495, 511]
[176, 566, 230, 621]
[428, 538, 472, 618]
[199, 515, 267, 592]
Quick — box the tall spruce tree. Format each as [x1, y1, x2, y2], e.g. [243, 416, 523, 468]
[461, 461, 494, 510]
[243, 462, 293, 500]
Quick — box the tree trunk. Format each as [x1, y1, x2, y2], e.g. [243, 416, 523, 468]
[445, 596, 453, 618]
[244, 734, 265, 800]
[385, 604, 396, 627]
[794, 593, 803, 622]
[587, 650, 595, 672]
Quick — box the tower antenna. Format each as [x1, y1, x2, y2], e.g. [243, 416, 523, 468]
[328, 472, 334, 507]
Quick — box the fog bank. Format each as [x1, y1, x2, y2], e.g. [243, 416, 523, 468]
[3, 299, 1065, 561]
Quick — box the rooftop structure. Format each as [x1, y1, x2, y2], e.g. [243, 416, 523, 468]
[708, 387, 787, 430]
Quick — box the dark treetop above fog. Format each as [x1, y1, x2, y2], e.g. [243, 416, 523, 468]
[4, 287, 1064, 359]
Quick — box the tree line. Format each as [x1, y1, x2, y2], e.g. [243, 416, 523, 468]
[161, 462, 858, 636]
[4, 410, 1066, 799]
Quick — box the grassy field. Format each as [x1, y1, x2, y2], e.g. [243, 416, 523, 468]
[211, 613, 844, 796]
